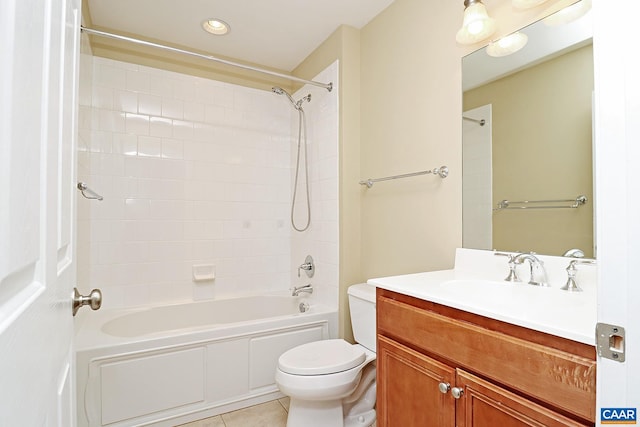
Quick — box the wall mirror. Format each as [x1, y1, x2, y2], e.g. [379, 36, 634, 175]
[462, 1, 594, 258]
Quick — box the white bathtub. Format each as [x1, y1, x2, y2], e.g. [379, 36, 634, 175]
[75, 295, 337, 427]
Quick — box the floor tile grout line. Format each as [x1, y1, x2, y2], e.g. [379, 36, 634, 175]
[277, 398, 289, 413]
[176, 398, 288, 427]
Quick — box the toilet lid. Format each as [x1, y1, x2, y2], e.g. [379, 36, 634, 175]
[278, 339, 367, 376]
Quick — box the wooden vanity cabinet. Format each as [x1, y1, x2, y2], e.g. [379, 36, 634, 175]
[378, 335, 456, 426]
[376, 288, 596, 427]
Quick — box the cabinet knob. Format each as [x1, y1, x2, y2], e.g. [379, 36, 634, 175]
[451, 387, 465, 399]
[438, 382, 451, 394]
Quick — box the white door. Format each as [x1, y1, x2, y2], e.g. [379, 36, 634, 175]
[593, 0, 640, 424]
[0, 0, 81, 425]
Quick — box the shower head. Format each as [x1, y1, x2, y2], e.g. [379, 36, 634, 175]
[272, 86, 311, 111]
[272, 86, 297, 108]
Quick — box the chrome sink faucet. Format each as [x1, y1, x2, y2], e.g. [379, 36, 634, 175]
[514, 253, 549, 287]
[292, 284, 313, 296]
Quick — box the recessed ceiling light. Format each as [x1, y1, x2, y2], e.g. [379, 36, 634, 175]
[202, 19, 230, 35]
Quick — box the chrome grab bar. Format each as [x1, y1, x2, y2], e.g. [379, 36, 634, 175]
[494, 195, 587, 210]
[359, 166, 449, 188]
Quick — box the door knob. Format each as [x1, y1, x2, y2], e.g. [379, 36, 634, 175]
[73, 287, 102, 316]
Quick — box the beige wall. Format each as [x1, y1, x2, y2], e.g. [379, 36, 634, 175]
[464, 45, 594, 257]
[359, 0, 462, 280]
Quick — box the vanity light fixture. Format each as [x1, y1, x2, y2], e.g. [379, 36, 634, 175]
[456, 0, 497, 45]
[512, 0, 550, 9]
[202, 19, 230, 35]
[543, 0, 591, 26]
[486, 32, 528, 57]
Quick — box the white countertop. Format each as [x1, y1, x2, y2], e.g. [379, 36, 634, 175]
[368, 249, 597, 345]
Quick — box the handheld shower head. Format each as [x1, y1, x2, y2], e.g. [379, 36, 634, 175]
[271, 87, 313, 232]
[272, 86, 311, 111]
[272, 86, 297, 108]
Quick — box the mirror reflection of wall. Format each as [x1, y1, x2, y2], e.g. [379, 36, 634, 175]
[462, 105, 493, 251]
[462, 3, 594, 258]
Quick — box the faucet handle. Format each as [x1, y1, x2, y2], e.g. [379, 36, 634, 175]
[573, 259, 596, 266]
[561, 259, 596, 292]
[297, 255, 315, 278]
[494, 251, 515, 261]
[494, 251, 520, 282]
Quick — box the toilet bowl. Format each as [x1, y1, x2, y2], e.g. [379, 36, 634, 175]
[275, 283, 377, 427]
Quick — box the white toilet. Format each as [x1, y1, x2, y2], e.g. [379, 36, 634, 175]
[275, 283, 377, 427]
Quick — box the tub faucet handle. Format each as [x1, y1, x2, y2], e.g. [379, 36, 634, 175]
[298, 255, 315, 278]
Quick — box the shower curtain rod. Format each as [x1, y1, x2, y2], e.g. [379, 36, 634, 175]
[81, 26, 333, 92]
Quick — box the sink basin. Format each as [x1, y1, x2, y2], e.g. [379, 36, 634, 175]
[440, 279, 513, 290]
[439, 278, 533, 298]
[438, 278, 586, 318]
[439, 279, 520, 310]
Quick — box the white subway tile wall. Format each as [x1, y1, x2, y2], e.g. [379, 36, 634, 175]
[290, 62, 340, 308]
[77, 56, 339, 310]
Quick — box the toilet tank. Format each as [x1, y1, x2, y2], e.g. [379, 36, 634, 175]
[347, 283, 376, 352]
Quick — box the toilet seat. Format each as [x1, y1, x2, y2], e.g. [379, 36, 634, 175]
[278, 339, 366, 376]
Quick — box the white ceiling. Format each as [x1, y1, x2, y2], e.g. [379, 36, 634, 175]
[86, 0, 395, 71]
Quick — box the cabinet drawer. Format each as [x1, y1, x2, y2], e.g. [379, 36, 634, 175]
[377, 293, 596, 422]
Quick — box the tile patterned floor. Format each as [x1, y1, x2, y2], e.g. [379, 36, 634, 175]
[177, 398, 289, 427]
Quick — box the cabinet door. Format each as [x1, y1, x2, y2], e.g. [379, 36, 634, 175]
[456, 370, 591, 427]
[377, 335, 456, 427]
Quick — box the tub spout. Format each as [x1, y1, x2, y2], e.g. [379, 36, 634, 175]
[292, 284, 313, 296]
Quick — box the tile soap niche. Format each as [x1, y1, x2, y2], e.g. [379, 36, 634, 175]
[193, 264, 216, 282]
